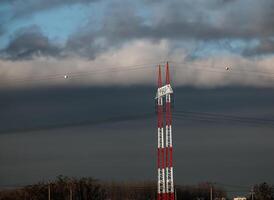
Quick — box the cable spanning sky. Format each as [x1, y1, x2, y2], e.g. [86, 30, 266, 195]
[0, 0, 274, 191]
[1, 0, 274, 87]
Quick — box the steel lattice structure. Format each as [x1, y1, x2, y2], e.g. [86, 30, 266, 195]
[156, 62, 174, 200]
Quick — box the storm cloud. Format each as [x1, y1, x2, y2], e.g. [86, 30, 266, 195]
[1, 0, 274, 59]
[91, 0, 274, 40]
[1, 0, 99, 18]
[1, 26, 61, 60]
[1, 40, 274, 89]
[62, 0, 274, 59]
[243, 38, 274, 56]
[0, 0, 274, 88]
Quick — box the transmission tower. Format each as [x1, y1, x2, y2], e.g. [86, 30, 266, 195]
[156, 62, 174, 200]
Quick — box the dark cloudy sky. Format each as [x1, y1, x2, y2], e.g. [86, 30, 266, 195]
[0, 0, 274, 195]
[0, 0, 274, 87]
[0, 86, 274, 193]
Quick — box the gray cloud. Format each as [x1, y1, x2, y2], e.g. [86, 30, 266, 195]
[2, 0, 274, 60]
[243, 39, 274, 56]
[148, 0, 274, 40]
[0, 2, 147, 60]
[0, 0, 16, 4]
[0, 3, 10, 37]
[65, 31, 102, 60]
[63, 0, 274, 59]
[52, 3, 150, 59]
[0, 25, 61, 60]
[107, 0, 274, 40]
[0, 26, 4, 37]
[2, 0, 98, 18]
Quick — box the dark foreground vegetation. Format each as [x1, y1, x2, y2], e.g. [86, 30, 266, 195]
[0, 176, 273, 200]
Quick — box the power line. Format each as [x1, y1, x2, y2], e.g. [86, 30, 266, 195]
[173, 114, 274, 127]
[1, 109, 274, 134]
[173, 116, 274, 128]
[0, 61, 165, 85]
[1, 60, 274, 86]
[173, 110, 274, 126]
[170, 60, 274, 78]
[0, 112, 155, 134]
[173, 112, 274, 128]
[214, 182, 251, 189]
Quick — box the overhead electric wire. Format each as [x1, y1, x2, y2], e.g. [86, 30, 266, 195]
[214, 182, 251, 189]
[0, 61, 165, 85]
[173, 110, 274, 124]
[170, 61, 274, 81]
[173, 116, 274, 128]
[1, 108, 274, 134]
[1, 60, 274, 86]
[0, 112, 155, 134]
[172, 113, 274, 127]
[172, 110, 274, 128]
[225, 190, 251, 193]
[170, 60, 274, 75]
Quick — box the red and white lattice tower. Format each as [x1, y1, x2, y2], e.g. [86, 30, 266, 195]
[156, 62, 174, 200]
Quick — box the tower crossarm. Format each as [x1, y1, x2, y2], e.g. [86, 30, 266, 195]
[155, 84, 173, 99]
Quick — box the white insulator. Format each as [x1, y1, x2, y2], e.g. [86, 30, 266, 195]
[166, 167, 170, 192]
[158, 169, 161, 193]
[161, 168, 166, 193]
[170, 167, 174, 192]
[166, 125, 169, 147]
[158, 128, 161, 148]
[169, 125, 173, 147]
[158, 97, 163, 105]
[166, 93, 171, 103]
[160, 128, 164, 148]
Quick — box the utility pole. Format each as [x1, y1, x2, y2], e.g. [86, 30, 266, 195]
[210, 184, 213, 200]
[174, 187, 177, 200]
[48, 183, 51, 200]
[69, 183, 73, 200]
[251, 186, 254, 200]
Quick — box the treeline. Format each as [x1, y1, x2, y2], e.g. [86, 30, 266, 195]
[1, 176, 272, 200]
[0, 176, 227, 200]
[251, 182, 274, 200]
[176, 183, 226, 200]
